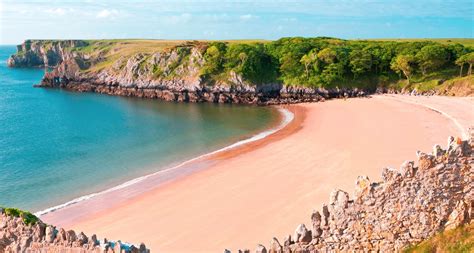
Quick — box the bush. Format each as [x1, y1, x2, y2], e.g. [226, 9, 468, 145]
[1, 206, 40, 225]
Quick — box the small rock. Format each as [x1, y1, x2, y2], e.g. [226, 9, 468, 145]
[255, 244, 267, 253]
[294, 224, 312, 244]
[330, 189, 349, 209]
[355, 175, 371, 198]
[432, 144, 444, 157]
[268, 237, 282, 253]
[400, 161, 415, 177]
[445, 201, 468, 230]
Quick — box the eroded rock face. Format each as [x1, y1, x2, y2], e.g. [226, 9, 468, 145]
[7, 40, 86, 68]
[0, 211, 149, 253]
[229, 134, 473, 252]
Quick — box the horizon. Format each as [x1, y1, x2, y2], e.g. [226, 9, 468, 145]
[1, 37, 474, 46]
[1, 0, 473, 45]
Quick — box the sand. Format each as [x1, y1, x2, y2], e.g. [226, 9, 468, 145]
[42, 95, 473, 253]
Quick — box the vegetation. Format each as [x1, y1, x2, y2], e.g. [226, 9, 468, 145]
[403, 223, 474, 253]
[194, 37, 473, 90]
[29, 38, 474, 91]
[1, 206, 40, 225]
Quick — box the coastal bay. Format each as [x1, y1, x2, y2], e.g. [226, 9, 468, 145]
[0, 45, 279, 213]
[42, 95, 473, 252]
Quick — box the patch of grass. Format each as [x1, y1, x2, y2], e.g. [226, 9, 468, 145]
[403, 223, 474, 253]
[367, 38, 474, 48]
[1, 206, 40, 226]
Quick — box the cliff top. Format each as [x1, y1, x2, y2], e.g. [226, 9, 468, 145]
[8, 37, 474, 95]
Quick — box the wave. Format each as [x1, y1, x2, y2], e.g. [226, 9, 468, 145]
[35, 107, 294, 217]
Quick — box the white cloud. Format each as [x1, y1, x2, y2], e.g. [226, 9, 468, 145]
[96, 9, 119, 19]
[45, 8, 67, 16]
[239, 14, 257, 21]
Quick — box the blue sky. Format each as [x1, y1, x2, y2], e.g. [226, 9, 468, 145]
[0, 0, 473, 44]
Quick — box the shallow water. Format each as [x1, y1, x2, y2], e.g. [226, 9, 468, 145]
[0, 46, 277, 212]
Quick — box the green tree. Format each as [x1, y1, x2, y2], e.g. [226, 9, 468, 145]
[317, 47, 337, 64]
[456, 52, 474, 76]
[224, 43, 277, 83]
[349, 48, 372, 78]
[391, 54, 416, 83]
[416, 45, 448, 75]
[300, 50, 317, 78]
[201, 42, 227, 76]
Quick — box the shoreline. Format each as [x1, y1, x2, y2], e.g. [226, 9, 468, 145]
[39, 105, 298, 224]
[61, 95, 471, 252]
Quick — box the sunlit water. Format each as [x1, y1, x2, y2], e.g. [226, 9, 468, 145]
[0, 46, 277, 212]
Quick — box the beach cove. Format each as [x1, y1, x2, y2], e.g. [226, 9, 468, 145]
[41, 94, 473, 252]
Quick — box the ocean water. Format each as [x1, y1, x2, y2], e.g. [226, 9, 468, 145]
[0, 46, 277, 212]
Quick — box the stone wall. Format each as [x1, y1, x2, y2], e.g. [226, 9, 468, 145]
[0, 210, 149, 253]
[231, 133, 473, 253]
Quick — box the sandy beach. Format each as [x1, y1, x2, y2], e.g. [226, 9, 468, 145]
[42, 95, 473, 253]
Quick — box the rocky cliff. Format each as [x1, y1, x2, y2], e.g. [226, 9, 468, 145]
[8, 40, 365, 105]
[0, 208, 149, 253]
[230, 131, 473, 253]
[7, 40, 88, 68]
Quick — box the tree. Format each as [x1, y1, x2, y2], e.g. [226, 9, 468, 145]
[391, 54, 415, 83]
[317, 48, 337, 64]
[320, 63, 344, 86]
[224, 43, 278, 83]
[456, 52, 474, 76]
[300, 50, 317, 78]
[349, 48, 372, 78]
[455, 55, 466, 77]
[416, 45, 448, 75]
[201, 43, 226, 76]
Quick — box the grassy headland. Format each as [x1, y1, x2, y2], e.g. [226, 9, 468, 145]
[17, 37, 474, 95]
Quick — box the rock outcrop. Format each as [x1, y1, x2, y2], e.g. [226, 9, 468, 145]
[0, 209, 149, 253]
[7, 40, 87, 68]
[8, 40, 366, 105]
[230, 131, 473, 252]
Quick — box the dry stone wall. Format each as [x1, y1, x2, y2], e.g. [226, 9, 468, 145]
[231, 133, 473, 253]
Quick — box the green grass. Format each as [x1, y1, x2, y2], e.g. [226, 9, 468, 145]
[403, 223, 474, 253]
[367, 38, 474, 47]
[1, 206, 40, 225]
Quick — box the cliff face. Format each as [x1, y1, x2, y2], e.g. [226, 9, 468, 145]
[7, 40, 87, 68]
[233, 133, 473, 253]
[0, 208, 149, 253]
[8, 40, 365, 105]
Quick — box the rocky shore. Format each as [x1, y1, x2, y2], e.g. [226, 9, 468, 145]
[228, 131, 473, 252]
[0, 208, 149, 253]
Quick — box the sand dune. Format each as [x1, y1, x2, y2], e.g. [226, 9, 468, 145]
[45, 95, 472, 253]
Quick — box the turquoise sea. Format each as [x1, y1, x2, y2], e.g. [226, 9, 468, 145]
[0, 46, 277, 212]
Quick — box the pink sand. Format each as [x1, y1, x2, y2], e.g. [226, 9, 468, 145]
[42, 95, 473, 253]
